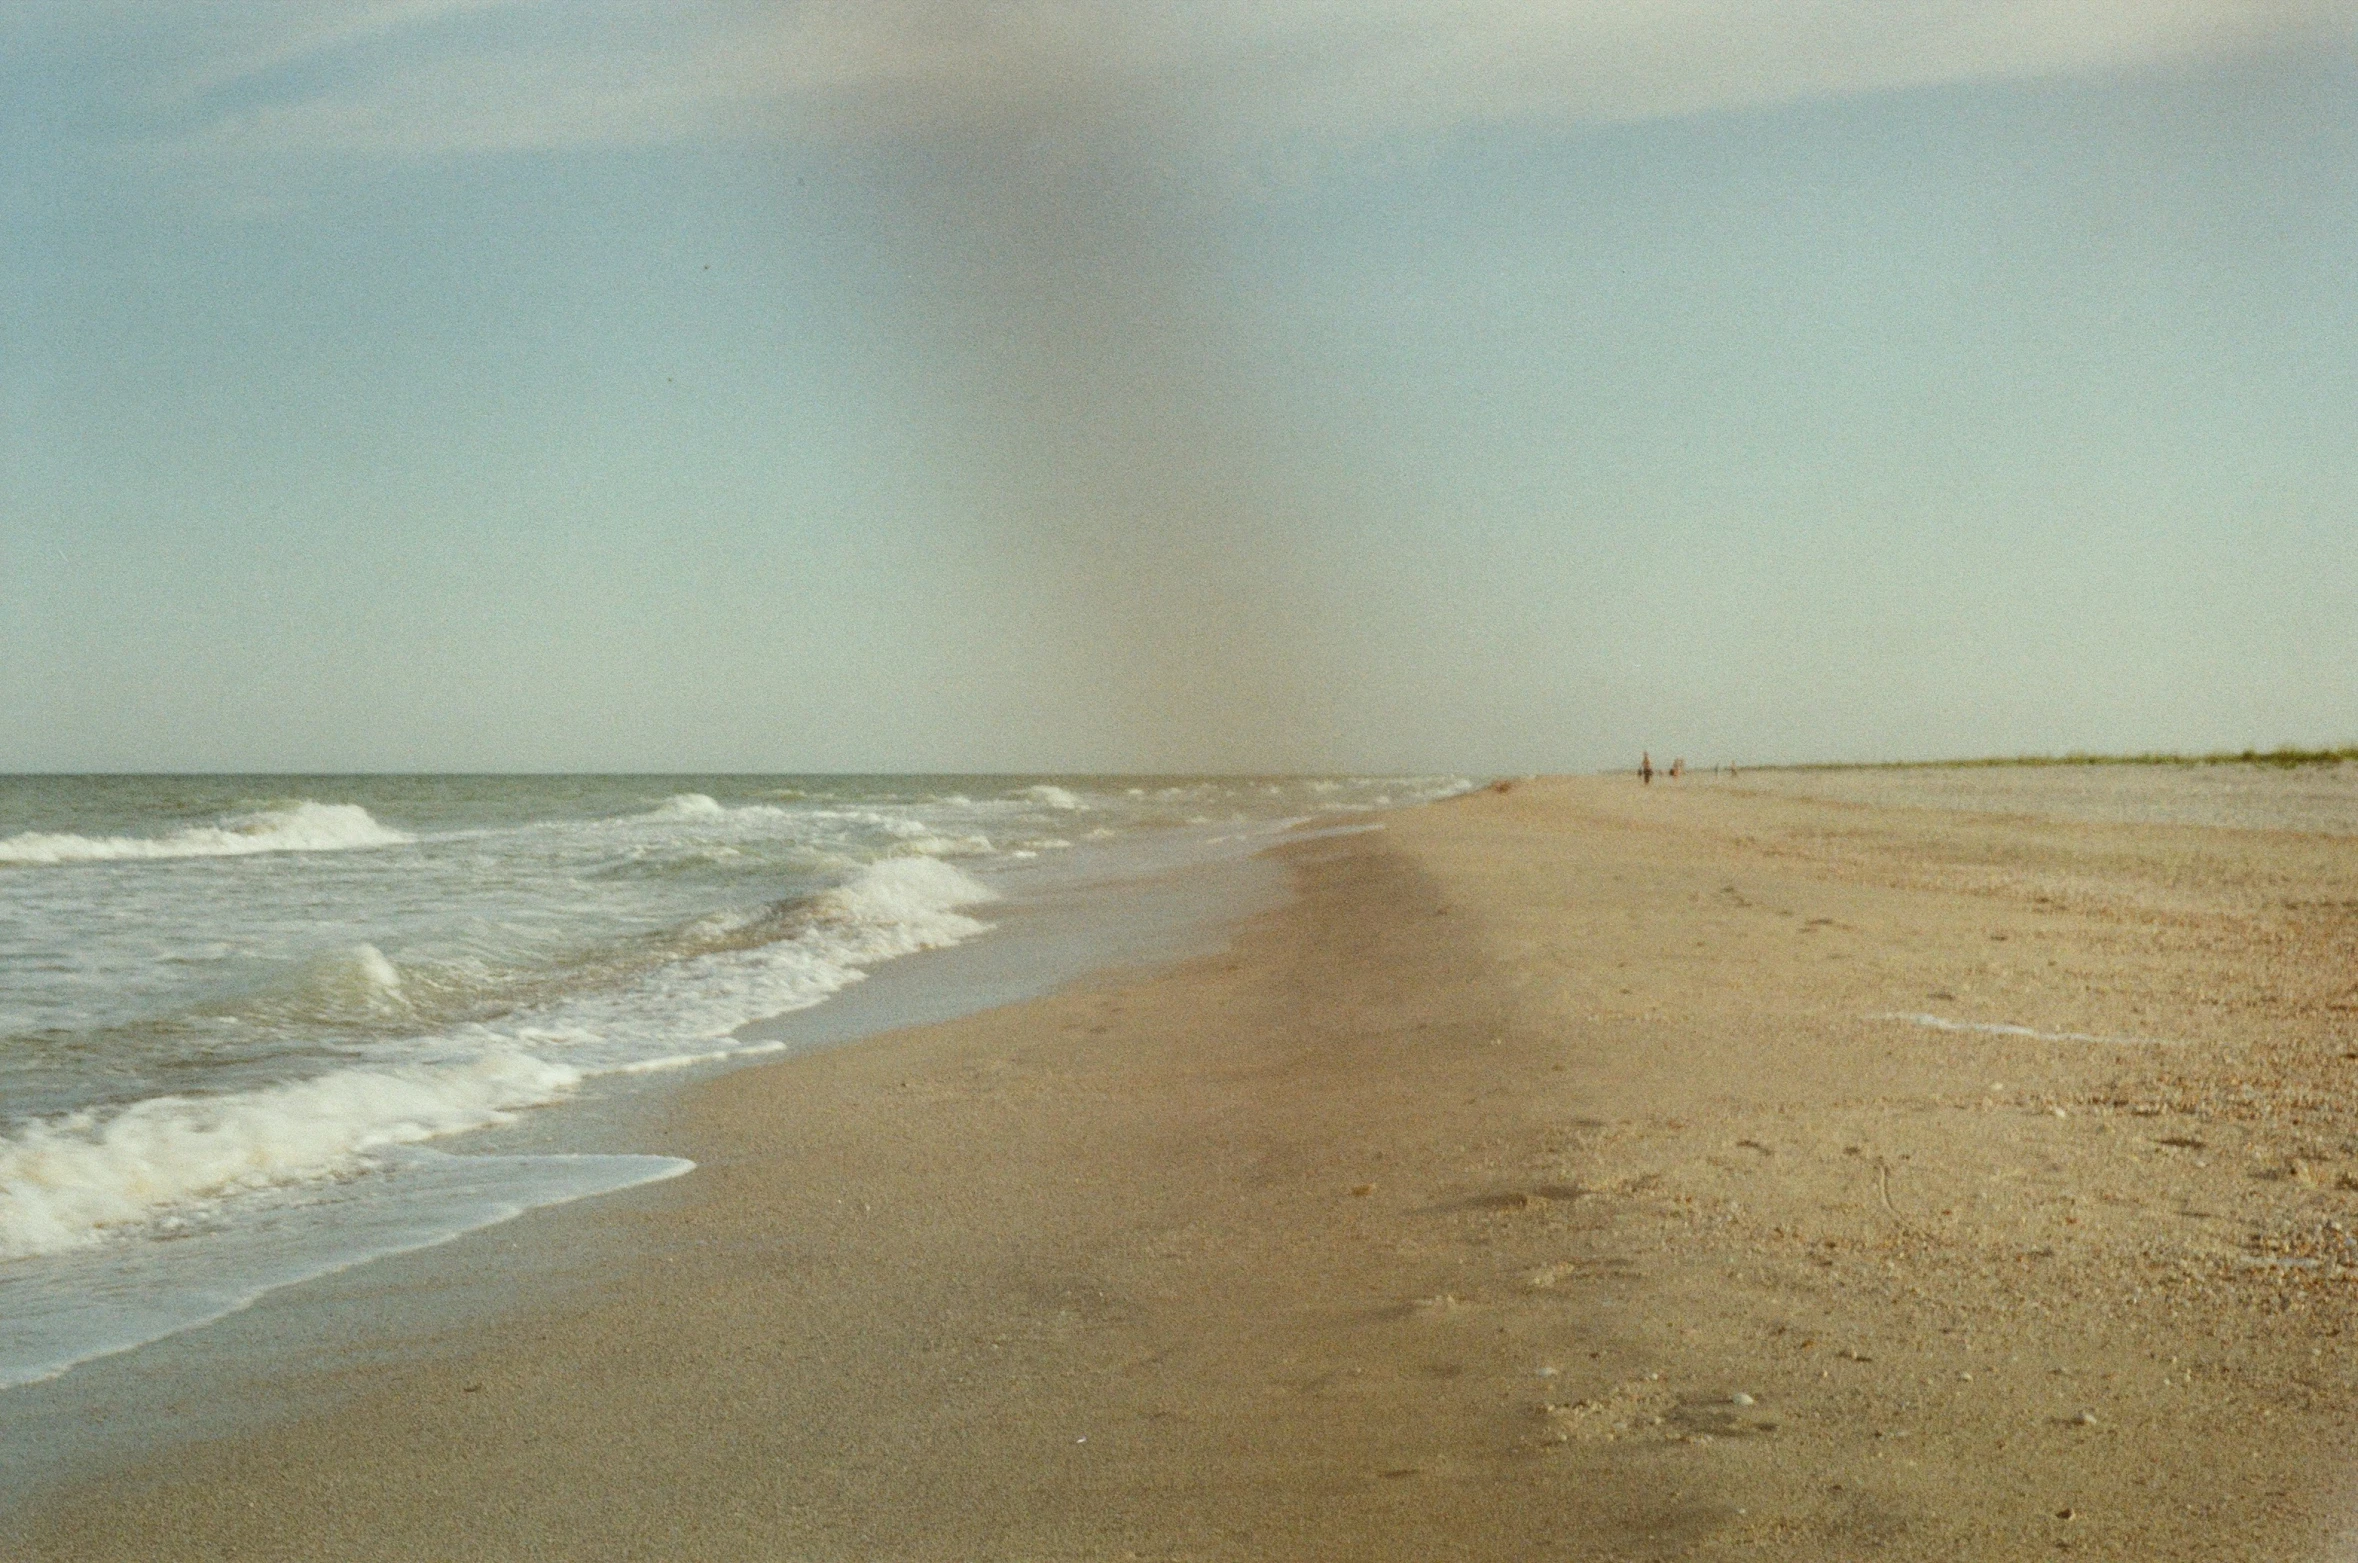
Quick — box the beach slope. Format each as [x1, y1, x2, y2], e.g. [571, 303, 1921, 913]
[15, 776, 2358, 1559]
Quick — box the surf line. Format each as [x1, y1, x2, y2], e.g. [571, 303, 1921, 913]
[1872, 1013, 2184, 1047]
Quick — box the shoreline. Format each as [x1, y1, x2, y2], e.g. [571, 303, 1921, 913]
[14, 777, 2358, 1558]
[0, 776, 1435, 1406]
[0, 822, 1292, 1513]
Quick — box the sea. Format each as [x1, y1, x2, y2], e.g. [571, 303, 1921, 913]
[0, 773, 1470, 1395]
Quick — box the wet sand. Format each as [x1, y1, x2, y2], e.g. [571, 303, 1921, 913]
[13, 775, 2358, 1559]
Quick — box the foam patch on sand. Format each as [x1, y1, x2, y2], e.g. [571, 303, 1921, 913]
[1876, 1013, 2182, 1046]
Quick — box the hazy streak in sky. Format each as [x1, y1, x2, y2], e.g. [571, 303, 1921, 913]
[833, 11, 1348, 769]
[10, 4, 2356, 771]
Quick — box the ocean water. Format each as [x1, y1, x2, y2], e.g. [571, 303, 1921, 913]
[0, 773, 1467, 1389]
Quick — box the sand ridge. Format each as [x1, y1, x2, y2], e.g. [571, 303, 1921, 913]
[12, 775, 2358, 1559]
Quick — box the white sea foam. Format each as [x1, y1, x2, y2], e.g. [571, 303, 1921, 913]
[0, 1151, 693, 1390]
[285, 943, 413, 1021]
[0, 802, 410, 866]
[0, 858, 997, 1261]
[605, 1040, 790, 1075]
[641, 792, 798, 824]
[817, 854, 998, 929]
[1284, 821, 1387, 842]
[432, 859, 1000, 1078]
[0, 1053, 582, 1260]
[0, 773, 1468, 1394]
[894, 833, 996, 857]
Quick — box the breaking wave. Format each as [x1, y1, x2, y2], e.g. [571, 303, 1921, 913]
[0, 1053, 582, 1260]
[0, 857, 1000, 1260]
[0, 802, 410, 867]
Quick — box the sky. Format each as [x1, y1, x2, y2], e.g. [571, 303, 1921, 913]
[4, 2, 2355, 774]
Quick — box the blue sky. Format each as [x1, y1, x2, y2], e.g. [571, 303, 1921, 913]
[5, 3, 2354, 772]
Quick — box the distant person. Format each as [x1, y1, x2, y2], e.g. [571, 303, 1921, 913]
[1640, 751, 1654, 785]
[1671, 758, 1684, 779]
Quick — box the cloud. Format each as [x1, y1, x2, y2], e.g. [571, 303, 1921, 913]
[759, 0, 2354, 144]
[29, 0, 2352, 163]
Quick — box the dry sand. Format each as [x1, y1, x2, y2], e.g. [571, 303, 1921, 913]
[14, 775, 2358, 1559]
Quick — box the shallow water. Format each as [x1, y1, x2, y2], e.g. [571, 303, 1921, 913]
[0, 773, 1468, 1388]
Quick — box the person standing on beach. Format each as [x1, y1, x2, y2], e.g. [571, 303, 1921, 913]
[1640, 752, 1654, 785]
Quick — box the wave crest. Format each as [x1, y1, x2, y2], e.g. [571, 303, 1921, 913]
[811, 855, 998, 935]
[0, 1052, 581, 1260]
[0, 802, 411, 867]
[0, 856, 1000, 1258]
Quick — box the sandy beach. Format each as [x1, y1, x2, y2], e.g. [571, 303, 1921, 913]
[13, 773, 2358, 1560]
